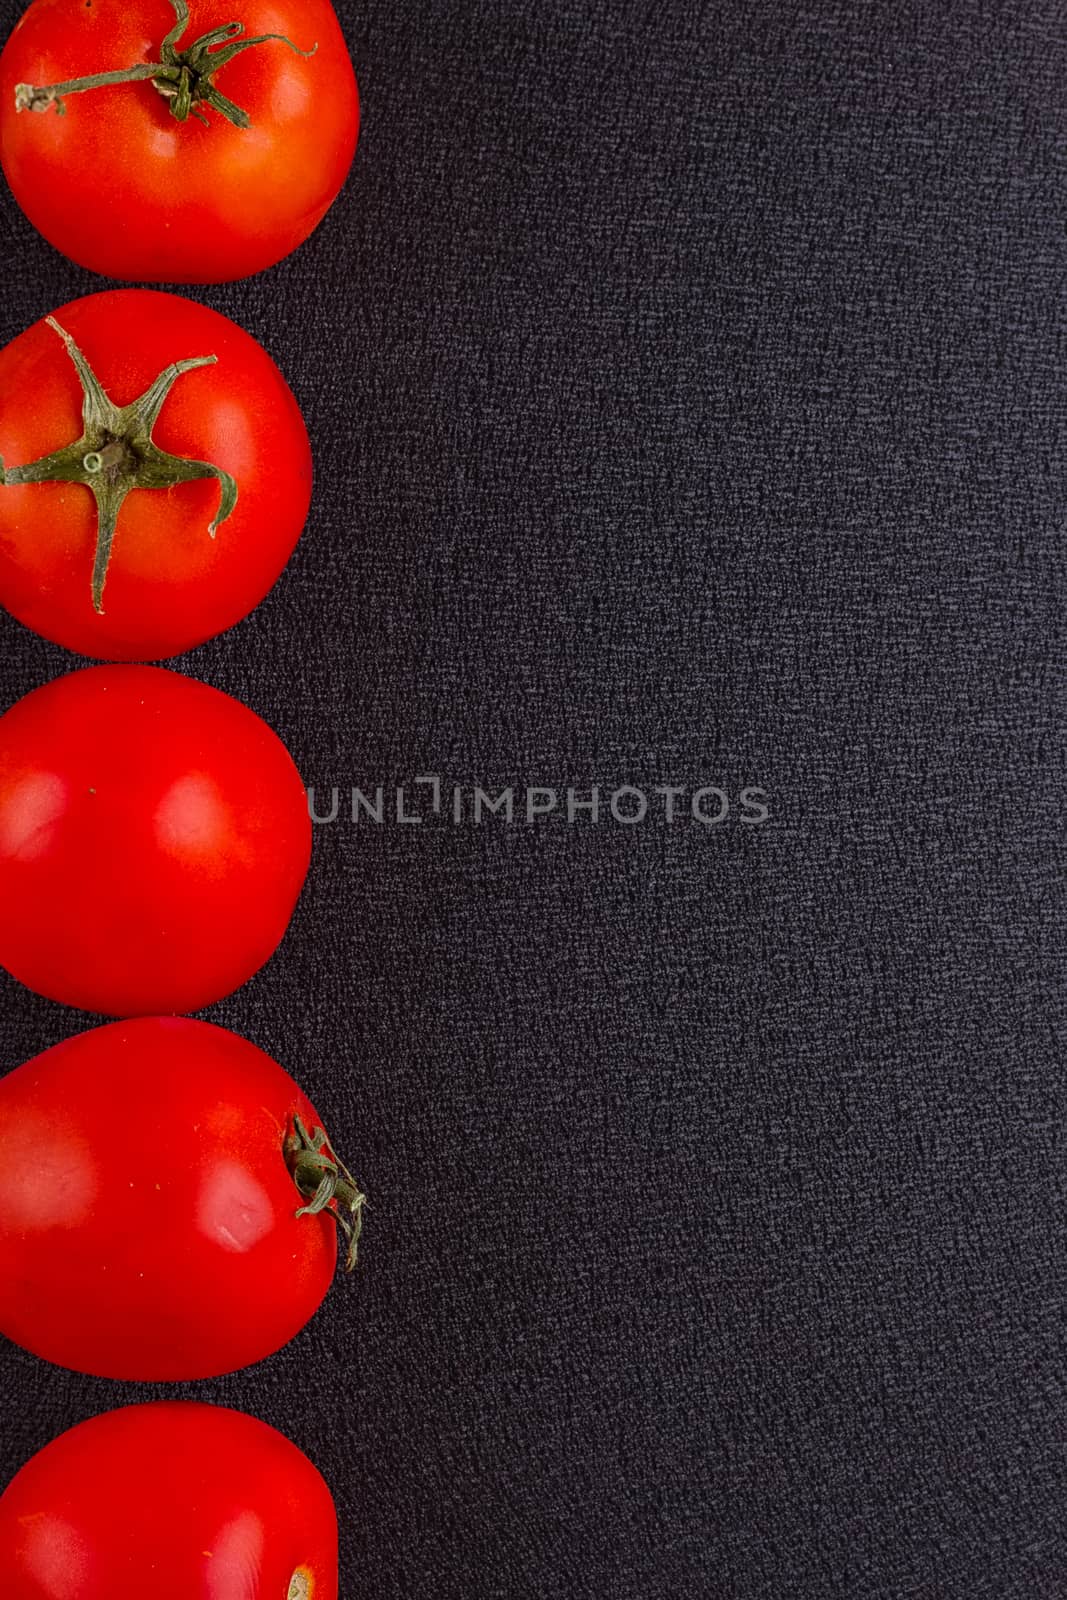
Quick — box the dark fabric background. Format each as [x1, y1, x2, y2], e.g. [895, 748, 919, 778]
[0, 1, 1065, 1595]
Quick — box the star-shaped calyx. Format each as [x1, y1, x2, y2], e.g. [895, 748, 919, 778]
[0, 317, 237, 613]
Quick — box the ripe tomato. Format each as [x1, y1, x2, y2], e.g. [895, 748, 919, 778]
[0, 290, 312, 660]
[0, 1403, 338, 1599]
[0, 1017, 364, 1379]
[0, 0, 359, 282]
[0, 664, 311, 1016]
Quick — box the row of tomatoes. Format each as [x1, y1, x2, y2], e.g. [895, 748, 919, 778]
[0, 0, 367, 1594]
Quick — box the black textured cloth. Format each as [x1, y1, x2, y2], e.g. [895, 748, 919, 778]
[0, 2, 1065, 1596]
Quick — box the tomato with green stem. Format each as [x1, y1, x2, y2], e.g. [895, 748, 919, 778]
[0, 664, 312, 1016]
[0, 1403, 338, 1599]
[0, 0, 359, 282]
[0, 290, 312, 660]
[0, 1017, 364, 1380]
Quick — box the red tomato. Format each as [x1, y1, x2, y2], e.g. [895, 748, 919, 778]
[0, 1017, 364, 1380]
[0, 290, 312, 660]
[0, 0, 359, 282]
[0, 1403, 338, 1599]
[0, 665, 311, 1016]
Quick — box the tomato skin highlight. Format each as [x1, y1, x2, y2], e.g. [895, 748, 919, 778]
[0, 290, 312, 661]
[0, 664, 311, 1016]
[0, 0, 360, 283]
[0, 1402, 338, 1599]
[0, 1017, 347, 1380]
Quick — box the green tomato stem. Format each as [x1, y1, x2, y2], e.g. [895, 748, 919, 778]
[285, 1114, 367, 1273]
[0, 317, 238, 615]
[13, 0, 317, 129]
